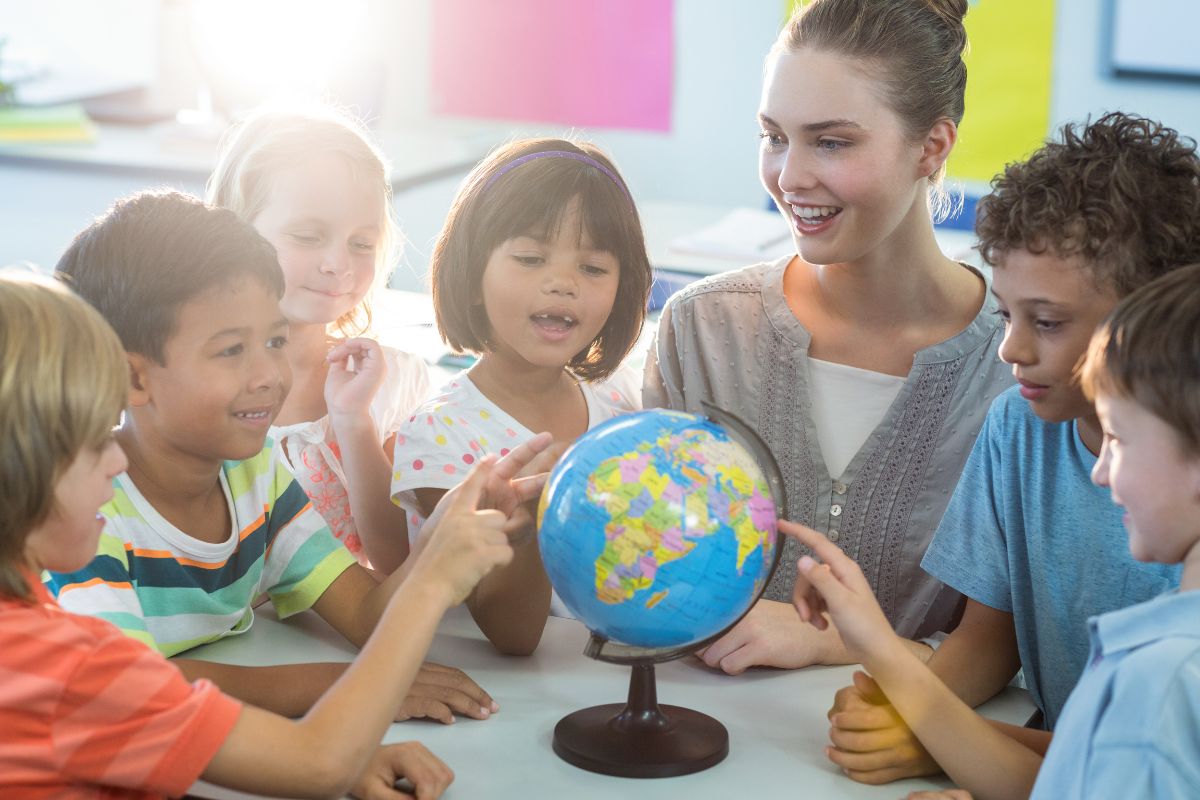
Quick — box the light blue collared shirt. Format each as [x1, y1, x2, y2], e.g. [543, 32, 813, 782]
[1032, 589, 1200, 798]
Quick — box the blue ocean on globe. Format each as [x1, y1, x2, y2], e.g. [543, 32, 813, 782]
[538, 409, 779, 649]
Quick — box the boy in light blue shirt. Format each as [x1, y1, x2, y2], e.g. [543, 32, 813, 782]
[822, 112, 1200, 784]
[784, 262, 1200, 798]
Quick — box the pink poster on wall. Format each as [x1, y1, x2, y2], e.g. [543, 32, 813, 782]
[432, 0, 674, 132]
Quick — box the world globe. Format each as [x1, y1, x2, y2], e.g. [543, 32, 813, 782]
[538, 407, 781, 651]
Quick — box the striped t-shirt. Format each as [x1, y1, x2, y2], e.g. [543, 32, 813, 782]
[1, 572, 242, 798]
[46, 440, 358, 657]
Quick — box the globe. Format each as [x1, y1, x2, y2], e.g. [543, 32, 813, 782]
[538, 407, 780, 651]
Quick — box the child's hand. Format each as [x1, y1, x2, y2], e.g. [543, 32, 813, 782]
[411, 458, 514, 605]
[350, 741, 454, 799]
[826, 671, 940, 784]
[419, 432, 558, 547]
[394, 661, 500, 724]
[905, 791, 973, 800]
[783, 521, 894, 665]
[325, 337, 387, 419]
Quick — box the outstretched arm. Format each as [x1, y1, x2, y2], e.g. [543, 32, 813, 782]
[199, 459, 513, 797]
[786, 521, 1042, 800]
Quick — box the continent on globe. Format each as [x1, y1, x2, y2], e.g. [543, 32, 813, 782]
[589, 429, 774, 607]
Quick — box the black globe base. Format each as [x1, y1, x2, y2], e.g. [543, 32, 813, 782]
[552, 663, 729, 778]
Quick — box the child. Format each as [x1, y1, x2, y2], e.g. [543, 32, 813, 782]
[822, 112, 1200, 785]
[47, 191, 553, 726]
[389, 138, 653, 654]
[207, 106, 430, 568]
[0, 271, 506, 798]
[787, 261, 1200, 799]
[646, 0, 1013, 673]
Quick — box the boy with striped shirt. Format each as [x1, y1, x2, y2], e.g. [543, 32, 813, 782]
[1, 272, 510, 797]
[46, 191, 536, 723]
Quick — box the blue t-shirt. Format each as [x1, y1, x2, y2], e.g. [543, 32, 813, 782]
[1032, 590, 1200, 798]
[921, 386, 1180, 727]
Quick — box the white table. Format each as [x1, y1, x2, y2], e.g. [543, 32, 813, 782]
[189, 606, 1032, 800]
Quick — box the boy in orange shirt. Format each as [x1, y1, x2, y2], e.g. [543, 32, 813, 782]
[0, 271, 532, 798]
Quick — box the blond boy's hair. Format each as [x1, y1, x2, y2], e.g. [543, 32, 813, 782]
[1081, 262, 1200, 457]
[205, 104, 398, 339]
[0, 273, 127, 600]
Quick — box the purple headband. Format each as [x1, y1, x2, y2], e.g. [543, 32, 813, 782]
[482, 150, 633, 205]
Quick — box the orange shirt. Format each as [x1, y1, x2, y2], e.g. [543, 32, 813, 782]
[0, 570, 242, 799]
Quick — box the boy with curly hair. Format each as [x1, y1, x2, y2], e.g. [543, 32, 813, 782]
[822, 112, 1200, 784]
[785, 262, 1200, 798]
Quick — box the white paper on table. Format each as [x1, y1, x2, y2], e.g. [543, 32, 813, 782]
[668, 207, 794, 262]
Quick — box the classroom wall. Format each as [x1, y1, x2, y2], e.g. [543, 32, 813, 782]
[1050, 0, 1200, 138]
[374, 0, 782, 209]
[376, 0, 1200, 211]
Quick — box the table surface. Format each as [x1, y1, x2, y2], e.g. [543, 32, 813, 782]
[188, 606, 1032, 800]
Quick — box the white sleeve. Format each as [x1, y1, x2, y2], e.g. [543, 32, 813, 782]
[370, 346, 432, 442]
[596, 360, 644, 413]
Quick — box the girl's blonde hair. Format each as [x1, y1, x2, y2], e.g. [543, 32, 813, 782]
[0, 273, 127, 600]
[206, 105, 398, 338]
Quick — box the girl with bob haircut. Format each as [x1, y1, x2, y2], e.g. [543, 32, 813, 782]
[390, 137, 653, 655]
[0, 273, 472, 798]
[207, 105, 430, 568]
[646, 0, 1013, 673]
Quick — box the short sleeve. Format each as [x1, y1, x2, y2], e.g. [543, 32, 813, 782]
[371, 346, 432, 440]
[598, 360, 644, 413]
[1075, 747, 1200, 799]
[261, 458, 357, 618]
[46, 529, 160, 652]
[53, 631, 242, 796]
[920, 403, 1015, 612]
[391, 386, 524, 542]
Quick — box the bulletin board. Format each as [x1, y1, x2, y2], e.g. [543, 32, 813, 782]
[431, 0, 674, 132]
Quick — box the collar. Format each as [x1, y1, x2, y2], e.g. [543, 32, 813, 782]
[1094, 589, 1200, 657]
[3, 566, 58, 608]
[760, 257, 1002, 364]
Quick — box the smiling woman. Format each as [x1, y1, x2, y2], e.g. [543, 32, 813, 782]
[644, 0, 1013, 673]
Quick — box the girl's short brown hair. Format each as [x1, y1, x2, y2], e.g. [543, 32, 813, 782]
[431, 138, 651, 381]
[1081, 263, 1200, 458]
[0, 273, 127, 600]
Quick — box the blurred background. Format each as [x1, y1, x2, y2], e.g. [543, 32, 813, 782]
[2, 0, 1199, 296]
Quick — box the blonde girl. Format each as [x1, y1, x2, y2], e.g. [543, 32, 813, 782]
[208, 106, 430, 568]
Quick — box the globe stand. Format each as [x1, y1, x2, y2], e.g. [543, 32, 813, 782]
[552, 661, 728, 778]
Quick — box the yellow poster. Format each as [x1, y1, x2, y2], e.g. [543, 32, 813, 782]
[952, 0, 1056, 183]
[781, 0, 1056, 184]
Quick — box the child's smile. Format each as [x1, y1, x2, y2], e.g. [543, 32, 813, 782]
[130, 278, 293, 465]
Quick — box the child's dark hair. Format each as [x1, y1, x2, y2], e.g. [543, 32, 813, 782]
[976, 112, 1200, 296]
[1081, 263, 1200, 457]
[431, 138, 652, 381]
[55, 190, 284, 363]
